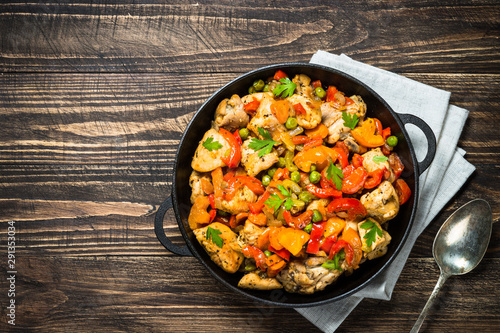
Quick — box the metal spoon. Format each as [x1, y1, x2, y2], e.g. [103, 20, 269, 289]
[410, 199, 493, 333]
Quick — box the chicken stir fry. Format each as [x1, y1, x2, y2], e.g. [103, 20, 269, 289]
[188, 70, 412, 294]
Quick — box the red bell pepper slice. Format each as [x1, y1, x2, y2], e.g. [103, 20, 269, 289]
[327, 198, 367, 221]
[248, 191, 271, 215]
[326, 86, 338, 102]
[344, 96, 355, 105]
[394, 178, 411, 205]
[292, 135, 311, 145]
[364, 167, 385, 189]
[388, 152, 404, 180]
[312, 80, 322, 89]
[334, 141, 349, 157]
[342, 166, 368, 194]
[243, 98, 260, 114]
[209, 209, 217, 222]
[374, 118, 383, 136]
[382, 127, 391, 140]
[224, 176, 265, 201]
[242, 245, 268, 271]
[283, 210, 314, 229]
[303, 138, 323, 151]
[269, 245, 291, 261]
[328, 239, 354, 266]
[219, 128, 241, 168]
[320, 235, 337, 253]
[208, 194, 217, 222]
[293, 103, 306, 115]
[352, 154, 364, 168]
[274, 70, 288, 81]
[306, 183, 342, 199]
[306, 222, 326, 254]
[342, 164, 356, 178]
[333, 147, 348, 169]
[233, 129, 242, 145]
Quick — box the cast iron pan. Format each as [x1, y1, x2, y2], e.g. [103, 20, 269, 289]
[154, 63, 436, 307]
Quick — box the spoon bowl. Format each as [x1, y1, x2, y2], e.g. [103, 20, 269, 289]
[410, 199, 493, 332]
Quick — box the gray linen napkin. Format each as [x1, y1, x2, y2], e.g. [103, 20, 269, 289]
[295, 51, 476, 332]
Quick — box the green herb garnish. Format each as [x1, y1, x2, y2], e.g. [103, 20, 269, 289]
[272, 77, 297, 98]
[360, 219, 384, 248]
[342, 111, 359, 130]
[321, 250, 345, 271]
[206, 226, 224, 248]
[248, 127, 279, 157]
[264, 184, 293, 214]
[326, 161, 344, 190]
[202, 137, 223, 151]
[373, 155, 389, 164]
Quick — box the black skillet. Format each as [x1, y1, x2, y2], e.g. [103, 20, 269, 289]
[154, 63, 436, 307]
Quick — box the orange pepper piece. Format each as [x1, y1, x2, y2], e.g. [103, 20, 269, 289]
[271, 100, 290, 124]
[351, 118, 385, 148]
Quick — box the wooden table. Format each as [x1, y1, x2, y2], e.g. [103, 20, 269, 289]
[1, 1, 499, 332]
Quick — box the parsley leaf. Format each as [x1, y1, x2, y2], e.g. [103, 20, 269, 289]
[202, 137, 223, 151]
[272, 77, 297, 98]
[264, 185, 293, 214]
[326, 162, 344, 190]
[360, 219, 384, 248]
[206, 226, 224, 248]
[373, 155, 389, 164]
[248, 127, 279, 157]
[342, 111, 359, 130]
[321, 250, 345, 271]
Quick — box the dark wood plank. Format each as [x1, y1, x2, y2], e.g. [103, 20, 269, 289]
[1, 1, 498, 73]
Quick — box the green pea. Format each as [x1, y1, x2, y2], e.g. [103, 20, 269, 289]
[264, 250, 273, 257]
[278, 157, 286, 168]
[285, 117, 298, 130]
[309, 171, 321, 184]
[239, 128, 249, 140]
[268, 168, 278, 178]
[245, 263, 257, 271]
[303, 223, 313, 233]
[310, 164, 317, 172]
[386, 135, 398, 147]
[299, 191, 315, 205]
[253, 79, 265, 92]
[263, 84, 270, 92]
[315, 87, 326, 99]
[290, 170, 301, 183]
[261, 175, 271, 186]
[312, 210, 323, 223]
[248, 86, 256, 94]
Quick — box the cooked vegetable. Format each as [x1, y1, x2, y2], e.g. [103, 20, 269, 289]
[188, 71, 411, 294]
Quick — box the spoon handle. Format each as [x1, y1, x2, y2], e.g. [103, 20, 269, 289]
[410, 272, 448, 333]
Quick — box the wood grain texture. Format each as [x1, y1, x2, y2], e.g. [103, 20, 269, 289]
[0, 0, 499, 332]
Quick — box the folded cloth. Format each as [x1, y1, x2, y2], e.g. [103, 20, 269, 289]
[295, 51, 476, 332]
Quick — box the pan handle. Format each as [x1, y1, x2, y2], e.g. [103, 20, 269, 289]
[154, 195, 193, 256]
[398, 113, 437, 175]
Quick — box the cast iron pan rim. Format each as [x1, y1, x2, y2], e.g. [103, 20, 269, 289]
[171, 62, 419, 307]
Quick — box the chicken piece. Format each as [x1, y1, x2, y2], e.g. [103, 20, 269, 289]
[191, 129, 231, 172]
[247, 93, 286, 141]
[360, 181, 400, 223]
[237, 220, 265, 248]
[277, 257, 342, 294]
[193, 222, 244, 273]
[215, 186, 258, 215]
[189, 171, 213, 204]
[241, 92, 273, 104]
[321, 95, 367, 145]
[366, 230, 391, 260]
[214, 94, 249, 132]
[238, 271, 283, 290]
[292, 74, 314, 99]
[240, 139, 279, 177]
[287, 94, 322, 129]
[358, 219, 388, 253]
[362, 148, 395, 182]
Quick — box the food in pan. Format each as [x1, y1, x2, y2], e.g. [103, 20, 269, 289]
[187, 69, 411, 294]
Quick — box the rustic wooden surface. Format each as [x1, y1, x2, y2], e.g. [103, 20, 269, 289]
[1, 1, 499, 332]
